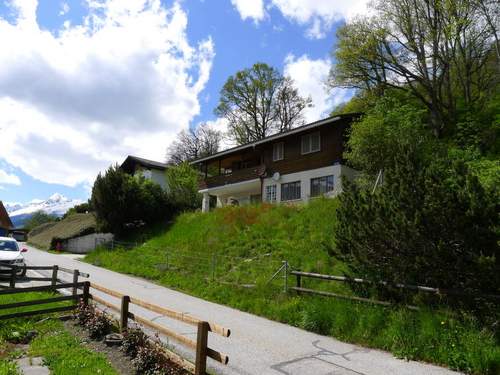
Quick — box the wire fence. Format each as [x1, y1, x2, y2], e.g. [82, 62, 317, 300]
[96, 239, 289, 289]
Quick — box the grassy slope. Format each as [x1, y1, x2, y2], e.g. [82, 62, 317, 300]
[0, 292, 117, 375]
[28, 213, 96, 250]
[85, 199, 500, 374]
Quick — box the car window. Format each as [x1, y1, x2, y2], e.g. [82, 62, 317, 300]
[0, 241, 18, 251]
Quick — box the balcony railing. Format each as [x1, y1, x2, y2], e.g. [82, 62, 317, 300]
[201, 165, 266, 189]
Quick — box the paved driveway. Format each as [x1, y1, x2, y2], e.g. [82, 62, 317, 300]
[23, 245, 461, 375]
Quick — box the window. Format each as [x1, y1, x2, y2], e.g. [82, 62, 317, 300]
[265, 185, 277, 203]
[281, 181, 301, 201]
[273, 142, 284, 161]
[301, 132, 321, 154]
[310, 175, 334, 197]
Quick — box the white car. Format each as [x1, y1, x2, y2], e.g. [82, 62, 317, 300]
[0, 236, 27, 277]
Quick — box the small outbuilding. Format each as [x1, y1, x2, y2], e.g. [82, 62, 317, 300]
[0, 201, 14, 237]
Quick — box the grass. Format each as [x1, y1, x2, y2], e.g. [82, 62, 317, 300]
[0, 291, 117, 375]
[28, 213, 96, 250]
[84, 199, 500, 374]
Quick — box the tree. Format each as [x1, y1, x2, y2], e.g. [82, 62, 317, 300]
[335, 150, 499, 301]
[329, 0, 499, 137]
[24, 211, 57, 231]
[165, 162, 202, 211]
[167, 123, 222, 164]
[91, 165, 172, 234]
[215, 63, 312, 144]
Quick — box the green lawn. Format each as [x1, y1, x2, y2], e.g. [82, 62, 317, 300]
[0, 292, 117, 375]
[84, 199, 500, 374]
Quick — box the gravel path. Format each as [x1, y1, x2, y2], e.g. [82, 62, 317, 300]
[23, 245, 462, 375]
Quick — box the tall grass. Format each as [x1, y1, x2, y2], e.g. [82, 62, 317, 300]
[84, 199, 500, 374]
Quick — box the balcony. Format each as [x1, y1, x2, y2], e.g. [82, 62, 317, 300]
[201, 164, 266, 189]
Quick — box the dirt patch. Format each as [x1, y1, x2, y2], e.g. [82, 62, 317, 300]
[63, 320, 136, 375]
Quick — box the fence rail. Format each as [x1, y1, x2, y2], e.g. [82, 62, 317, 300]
[0, 281, 88, 320]
[290, 270, 500, 306]
[0, 261, 89, 289]
[89, 282, 230, 375]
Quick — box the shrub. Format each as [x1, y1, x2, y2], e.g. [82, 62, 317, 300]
[336, 149, 499, 310]
[75, 301, 113, 339]
[165, 162, 202, 211]
[91, 165, 173, 234]
[121, 328, 148, 358]
[132, 344, 167, 375]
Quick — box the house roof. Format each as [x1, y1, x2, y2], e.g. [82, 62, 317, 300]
[120, 155, 168, 174]
[0, 201, 14, 230]
[190, 113, 360, 164]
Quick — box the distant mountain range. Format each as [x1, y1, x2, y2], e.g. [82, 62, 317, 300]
[5, 193, 83, 228]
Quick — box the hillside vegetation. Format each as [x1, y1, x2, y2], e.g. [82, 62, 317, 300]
[85, 200, 499, 374]
[29, 213, 96, 250]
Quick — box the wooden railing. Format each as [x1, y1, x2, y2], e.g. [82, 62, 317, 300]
[204, 164, 264, 188]
[0, 262, 89, 289]
[290, 270, 500, 308]
[0, 281, 89, 320]
[90, 282, 230, 375]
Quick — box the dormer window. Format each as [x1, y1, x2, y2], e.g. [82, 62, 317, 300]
[273, 142, 284, 161]
[301, 132, 321, 154]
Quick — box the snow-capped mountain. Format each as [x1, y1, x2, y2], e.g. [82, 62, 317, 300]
[5, 193, 83, 227]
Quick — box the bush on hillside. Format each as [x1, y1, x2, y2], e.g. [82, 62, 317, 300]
[24, 210, 58, 231]
[91, 165, 173, 234]
[165, 162, 202, 211]
[335, 149, 499, 308]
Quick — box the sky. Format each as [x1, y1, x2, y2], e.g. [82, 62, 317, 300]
[0, 0, 368, 205]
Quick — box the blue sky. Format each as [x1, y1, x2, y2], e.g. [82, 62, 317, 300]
[0, 0, 367, 204]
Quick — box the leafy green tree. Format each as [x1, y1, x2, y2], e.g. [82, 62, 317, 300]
[91, 165, 172, 234]
[24, 211, 57, 231]
[63, 201, 93, 219]
[165, 162, 201, 211]
[329, 0, 499, 137]
[335, 150, 499, 298]
[215, 62, 312, 144]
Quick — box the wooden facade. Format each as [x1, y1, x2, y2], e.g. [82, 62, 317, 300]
[195, 115, 353, 190]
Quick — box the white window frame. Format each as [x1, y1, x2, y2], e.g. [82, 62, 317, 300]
[301, 132, 321, 155]
[272, 142, 284, 161]
[265, 184, 277, 203]
[281, 181, 301, 201]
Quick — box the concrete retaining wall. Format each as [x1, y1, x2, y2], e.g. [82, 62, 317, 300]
[64, 233, 114, 254]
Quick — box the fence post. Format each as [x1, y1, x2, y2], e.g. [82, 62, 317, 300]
[211, 253, 217, 281]
[51, 265, 59, 286]
[9, 266, 16, 288]
[120, 296, 130, 332]
[283, 261, 288, 293]
[195, 321, 209, 375]
[82, 281, 90, 306]
[296, 272, 301, 288]
[72, 269, 79, 296]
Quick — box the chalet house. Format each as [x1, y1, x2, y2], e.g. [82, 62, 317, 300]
[120, 155, 169, 191]
[0, 201, 14, 236]
[192, 114, 359, 212]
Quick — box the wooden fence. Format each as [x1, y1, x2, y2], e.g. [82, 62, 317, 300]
[0, 261, 89, 289]
[89, 282, 230, 375]
[0, 281, 89, 320]
[290, 270, 500, 308]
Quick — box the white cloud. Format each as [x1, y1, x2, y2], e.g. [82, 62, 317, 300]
[59, 1, 69, 16]
[230, 0, 265, 22]
[0, 0, 214, 187]
[284, 54, 351, 122]
[231, 0, 369, 38]
[0, 169, 21, 185]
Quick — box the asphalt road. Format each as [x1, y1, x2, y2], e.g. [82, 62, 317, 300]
[23, 245, 462, 375]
